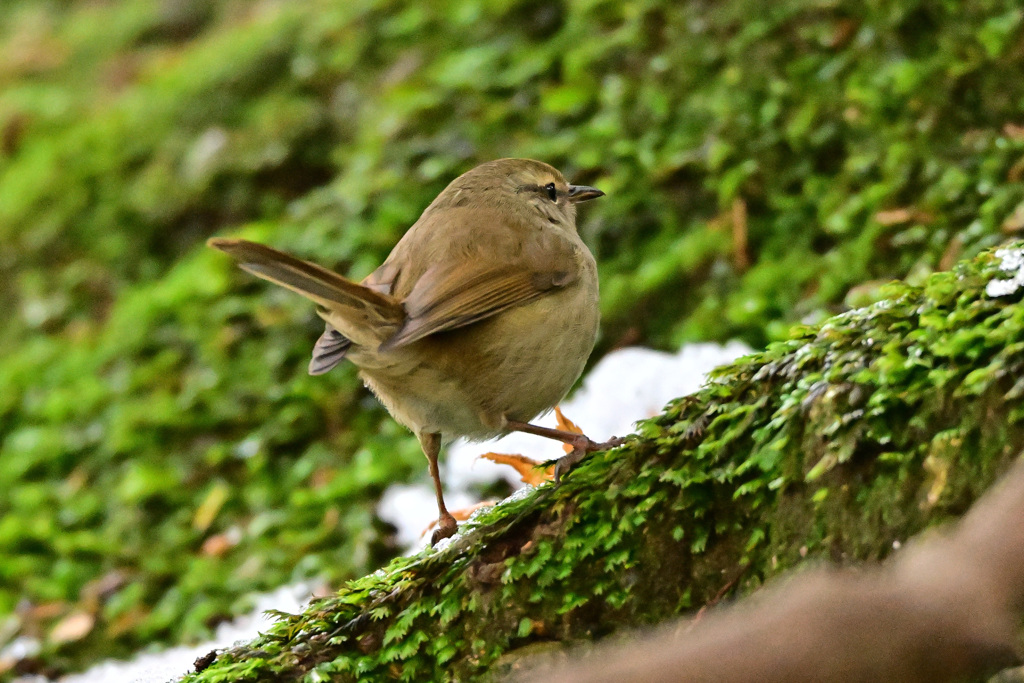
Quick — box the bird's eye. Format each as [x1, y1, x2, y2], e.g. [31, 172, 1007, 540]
[544, 182, 558, 201]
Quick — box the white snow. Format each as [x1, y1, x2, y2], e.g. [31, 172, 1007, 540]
[37, 583, 316, 683]
[376, 484, 477, 549]
[986, 246, 1024, 297]
[34, 341, 750, 683]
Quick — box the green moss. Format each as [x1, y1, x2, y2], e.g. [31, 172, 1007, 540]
[184, 244, 1024, 681]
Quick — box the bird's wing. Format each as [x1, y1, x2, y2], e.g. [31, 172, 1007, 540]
[381, 264, 576, 349]
[377, 211, 583, 350]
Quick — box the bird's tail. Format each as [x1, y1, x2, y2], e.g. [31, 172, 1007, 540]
[208, 238, 405, 348]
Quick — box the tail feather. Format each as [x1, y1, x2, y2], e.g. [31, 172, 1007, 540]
[208, 238, 405, 347]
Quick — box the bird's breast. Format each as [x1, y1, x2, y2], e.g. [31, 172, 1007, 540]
[354, 265, 599, 441]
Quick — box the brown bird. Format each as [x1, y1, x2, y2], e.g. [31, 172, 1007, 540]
[209, 158, 623, 544]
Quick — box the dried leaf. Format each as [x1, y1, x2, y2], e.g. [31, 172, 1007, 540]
[24, 601, 66, 622]
[1004, 122, 1024, 141]
[49, 611, 95, 644]
[201, 533, 235, 557]
[874, 208, 913, 225]
[874, 208, 933, 226]
[554, 406, 583, 435]
[192, 482, 230, 532]
[555, 406, 584, 454]
[479, 452, 553, 485]
[923, 454, 949, 509]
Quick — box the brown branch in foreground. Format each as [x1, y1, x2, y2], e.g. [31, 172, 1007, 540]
[517, 457, 1024, 683]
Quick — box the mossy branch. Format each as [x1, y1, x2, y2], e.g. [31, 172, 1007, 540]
[186, 243, 1024, 682]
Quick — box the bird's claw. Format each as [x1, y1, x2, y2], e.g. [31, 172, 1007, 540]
[552, 435, 627, 485]
[553, 446, 586, 485]
[430, 514, 458, 546]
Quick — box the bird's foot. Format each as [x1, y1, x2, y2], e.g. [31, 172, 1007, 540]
[430, 512, 458, 546]
[553, 435, 627, 485]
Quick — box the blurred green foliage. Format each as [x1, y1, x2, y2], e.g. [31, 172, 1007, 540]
[1, 0, 1023, 676]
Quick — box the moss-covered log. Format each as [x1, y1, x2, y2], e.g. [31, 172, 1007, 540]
[183, 244, 1024, 681]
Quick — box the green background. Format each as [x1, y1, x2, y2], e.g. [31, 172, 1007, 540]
[1, 0, 1022, 676]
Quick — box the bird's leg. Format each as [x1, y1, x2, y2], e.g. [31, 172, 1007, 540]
[419, 432, 457, 545]
[503, 420, 625, 485]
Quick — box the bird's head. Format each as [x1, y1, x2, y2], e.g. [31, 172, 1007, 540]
[432, 158, 604, 232]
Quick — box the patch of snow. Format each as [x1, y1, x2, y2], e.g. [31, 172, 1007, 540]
[51, 583, 316, 683]
[3, 636, 41, 670]
[986, 247, 1024, 297]
[376, 484, 475, 549]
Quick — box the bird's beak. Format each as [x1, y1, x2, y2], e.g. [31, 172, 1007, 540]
[568, 185, 605, 203]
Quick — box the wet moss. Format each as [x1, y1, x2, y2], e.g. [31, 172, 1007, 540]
[185, 244, 1024, 682]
